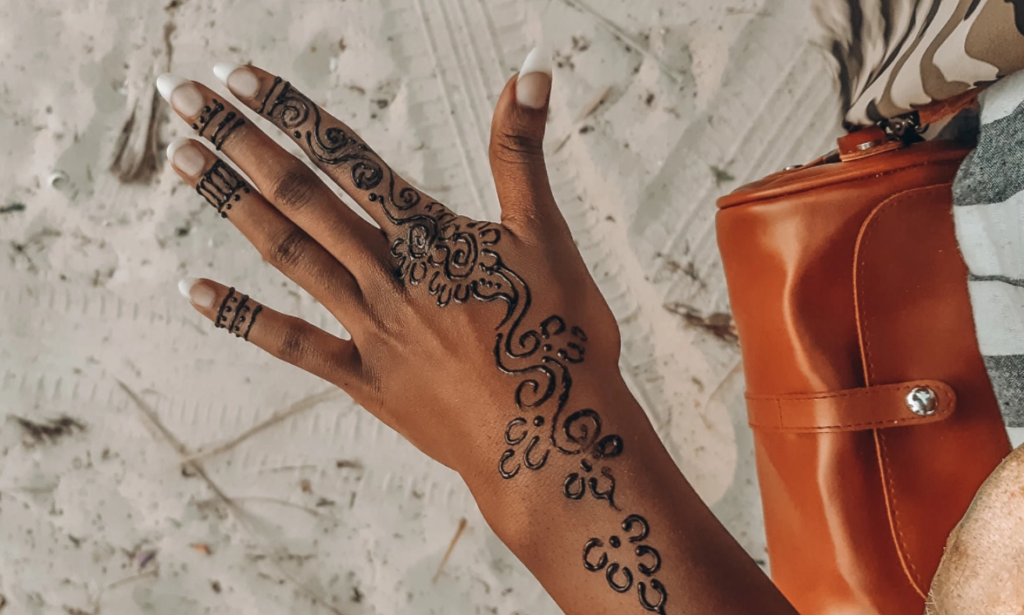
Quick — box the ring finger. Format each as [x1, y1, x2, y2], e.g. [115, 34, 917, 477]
[166, 137, 366, 328]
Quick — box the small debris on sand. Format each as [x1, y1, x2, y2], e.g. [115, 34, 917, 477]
[664, 303, 739, 344]
[13, 415, 86, 444]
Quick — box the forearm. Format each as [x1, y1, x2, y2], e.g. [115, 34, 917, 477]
[463, 375, 797, 615]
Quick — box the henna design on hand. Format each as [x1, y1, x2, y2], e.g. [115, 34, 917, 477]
[583, 515, 668, 614]
[260, 77, 383, 188]
[253, 74, 668, 611]
[197, 160, 250, 218]
[193, 98, 245, 150]
[215, 288, 263, 340]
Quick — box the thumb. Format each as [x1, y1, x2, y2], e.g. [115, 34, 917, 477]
[490, 48, 563, 234]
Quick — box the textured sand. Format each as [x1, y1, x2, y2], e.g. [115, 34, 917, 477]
[0, 0, 841, 612]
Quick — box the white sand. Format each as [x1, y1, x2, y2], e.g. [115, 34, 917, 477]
[0, 0, 838, 612]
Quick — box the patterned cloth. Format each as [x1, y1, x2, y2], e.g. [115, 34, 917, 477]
[952, 69, 1024, 427]
[818, 0, 1024, 125]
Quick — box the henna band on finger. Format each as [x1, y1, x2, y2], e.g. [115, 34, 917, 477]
[193, 98, 245, 150]
[215, 287, 263, 340]
[197, 160, 250, 218]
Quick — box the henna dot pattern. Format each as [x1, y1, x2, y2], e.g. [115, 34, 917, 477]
[197, 160, 250, 218]
[215, 288, 262, 341]
[583, 515, 667, 614]
[195, 98, 245, 150]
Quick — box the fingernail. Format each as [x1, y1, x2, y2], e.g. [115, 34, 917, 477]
[213, 63, 260, 99]
[516, 47, 552, 110]
[156, 73, 205, 117]
[179, 278, 216, 308]
[166, 137, 206, 177]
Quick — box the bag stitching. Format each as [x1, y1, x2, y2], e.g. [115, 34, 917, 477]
[748, 387, 952, 431]
[746, 382, 940, 402]
[858, 189, 936, 597]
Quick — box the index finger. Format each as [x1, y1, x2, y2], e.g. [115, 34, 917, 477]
[213, 63, 449, 233]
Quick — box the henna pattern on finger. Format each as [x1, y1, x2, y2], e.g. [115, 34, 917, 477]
[197, 160, 251, 218]
[215, 288, 263, 340]
[583, 516, 668, 614]
[194, 99, 245, 150]
[251, 73, 669, 612]
[260, 77, 383, 188]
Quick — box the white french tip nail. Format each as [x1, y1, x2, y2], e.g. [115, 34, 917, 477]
[518, 46, 552, 77]
[166, 136, 191, 161]
[212, 62, 260, 99]
[178, 278, 198, 300]
[212, 63, 238, 83]
[516, 47, 552, 109]
[178, 278, 216, 308]
[166, 137, 205, 177]
[156, 73, 190, 103]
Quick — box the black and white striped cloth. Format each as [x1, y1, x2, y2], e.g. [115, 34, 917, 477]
[953, 70, 1024, 429]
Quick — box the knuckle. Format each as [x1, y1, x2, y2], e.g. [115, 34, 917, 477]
[491, 130, 543, 164]
[277, 323, 309, 362]
[270, 163, 319, 210]
[267, 227, 309, 269]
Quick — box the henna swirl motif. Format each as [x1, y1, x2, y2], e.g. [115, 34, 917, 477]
[260, 77, 383, 188]
[215, 288, 263, 341]
[197, 160, 250, 218]
[583, 516, 668, 614]
[254, 74, 667, 611]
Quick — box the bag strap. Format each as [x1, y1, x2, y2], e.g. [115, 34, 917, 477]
[746, 379, 956, 433]
[837, 86, 989, 162]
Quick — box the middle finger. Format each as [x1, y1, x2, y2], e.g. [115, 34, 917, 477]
[157, 74, 391, 283]
[166, 137, 366, 329]
[211, 64, 448, 233]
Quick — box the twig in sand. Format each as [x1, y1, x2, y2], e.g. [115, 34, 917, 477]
[182, 388, 343, 463]
[557, 0, 687, 83]
[576, 86, 614, 122]
[106, 567, 159, 590]
[703, 358, 743, 409]
[197, 495, 324, 518]
[117, 381, 350, 615]
[433, 517, 468, 583]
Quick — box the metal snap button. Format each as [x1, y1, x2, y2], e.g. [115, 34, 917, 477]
[906, 386, 938, 416]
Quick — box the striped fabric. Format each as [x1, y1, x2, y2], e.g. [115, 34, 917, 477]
[953, 69, 1024, 428]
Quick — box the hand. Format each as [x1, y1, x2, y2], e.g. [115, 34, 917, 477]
[159, 55, 622, 476]
[157, 53, 795, 615]
[926, 444, 1024, 614]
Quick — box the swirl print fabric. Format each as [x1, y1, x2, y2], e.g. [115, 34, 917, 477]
[817, 0, 1024, 125]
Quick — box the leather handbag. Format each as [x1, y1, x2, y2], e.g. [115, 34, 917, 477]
[715, 93, 1012, 615]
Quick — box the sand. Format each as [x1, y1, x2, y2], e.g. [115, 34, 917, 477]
[0, 0, 841, 612]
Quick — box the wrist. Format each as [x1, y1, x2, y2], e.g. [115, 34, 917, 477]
[460, 374, 665, 547]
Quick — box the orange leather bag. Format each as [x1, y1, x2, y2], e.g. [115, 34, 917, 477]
[716, 97, 1012, 615]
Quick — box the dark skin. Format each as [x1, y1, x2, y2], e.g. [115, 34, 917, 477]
[159, 59, 798, 615]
